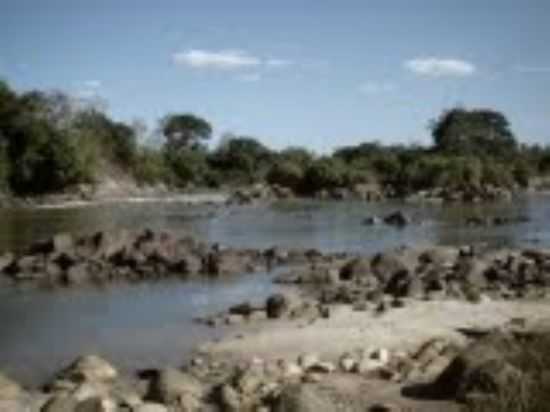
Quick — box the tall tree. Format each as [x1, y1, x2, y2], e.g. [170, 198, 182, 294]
[161, 113, 212, 151]
[431, 108, 517, 157]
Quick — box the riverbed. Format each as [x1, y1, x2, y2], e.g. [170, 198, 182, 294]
[1, 195, 549, 385]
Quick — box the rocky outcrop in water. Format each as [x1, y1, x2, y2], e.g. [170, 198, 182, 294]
[0, 230, 344, 287]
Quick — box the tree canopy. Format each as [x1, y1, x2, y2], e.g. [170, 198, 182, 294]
[161, 113, 212, 151]
[431, 108, 517, 157]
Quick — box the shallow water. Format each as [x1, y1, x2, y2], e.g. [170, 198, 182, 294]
[1, 195, 550, 385]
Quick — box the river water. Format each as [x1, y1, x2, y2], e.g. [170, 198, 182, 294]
[1, 195, 550, 385]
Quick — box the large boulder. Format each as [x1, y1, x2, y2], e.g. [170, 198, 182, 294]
[273, 384, 337, 412]
[339, 258, 378, 289]
[147, 368, 203, 407]
[266, 294, 288, 319]
[57, 355, 118, 383]
[430, 333, 523, 401]
[383, 211, 410, 227]
[370, 251, 411, 284]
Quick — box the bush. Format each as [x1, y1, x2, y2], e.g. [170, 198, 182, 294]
[165, 148, 209, 187]
[303, 157, 347, 193]
[266, 160, 304, 191]
[133, 148, 171, 186]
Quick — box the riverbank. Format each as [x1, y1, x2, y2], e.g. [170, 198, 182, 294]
[3, 232, 550, 410]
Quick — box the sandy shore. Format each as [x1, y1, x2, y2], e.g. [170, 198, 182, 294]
[205, 298, 550, 363]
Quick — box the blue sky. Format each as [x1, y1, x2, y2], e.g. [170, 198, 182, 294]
[1, 0, 549, 152]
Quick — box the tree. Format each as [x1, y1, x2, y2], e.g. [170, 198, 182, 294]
[209, 135, 273, 182]
[161, 113, 212, 151]
[431, 108, 517, 157]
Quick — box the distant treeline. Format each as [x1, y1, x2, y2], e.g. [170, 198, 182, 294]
[1, 79, 550, 196]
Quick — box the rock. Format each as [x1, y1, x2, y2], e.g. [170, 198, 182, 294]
[0, 372, 22, 399]
[430, 333, 523, 401]
[383, 211, 410, 227]
[297, 354, 319, 371]
[362, 216, 382, 226]
[0, 253, 14, 273]
[273, 384, 337, 412]
[59, 355, 118, 383]
[64, 263, 90, 285]
[278, 361, 303, 379]
[75, 397, 116, 412]
[147, 368, 203, 406]
[133, 403, 168, 412]
[41, 395, 78, 412]
[218, 384, 240, 412]
[371, 251, 409, 284]
[371, 348, 390, 365]
[228, 302, 255, 317]
[52, 233, 75, 254]
[266, 294, 288, 319]
[205, 250, 254, 276]
[339, 258, 377, 287]
[307, 362, 335, 374]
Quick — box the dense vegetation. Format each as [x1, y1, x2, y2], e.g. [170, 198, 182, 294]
[1, 78, 550, 197]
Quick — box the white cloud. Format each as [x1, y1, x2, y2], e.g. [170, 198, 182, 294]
[237, 73, 261, 82]
[172, 49, 261, 70]
[404, 58, 476, 77]
[265, 58, 293, 68]
[83, 80, 102, 89]
[359, 81, 396, 94]
[513, 65, 550, 73]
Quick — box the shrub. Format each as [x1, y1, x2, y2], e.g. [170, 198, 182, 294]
[266, 160, 304, 191]
[303, 157, 347, 193]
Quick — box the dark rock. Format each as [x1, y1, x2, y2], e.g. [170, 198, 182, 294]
[430, 333, 522, 401]
[0, 252, 14, 273]
[371, 251, 409, 284]
[383, 211, 410, 227]
[363, 216, 382, 226]
[266, 294, 288, 319]
[229, 302, 255, 317]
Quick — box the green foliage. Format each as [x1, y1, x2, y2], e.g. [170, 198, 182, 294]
[303, 157, 348, 193]
[165, 148, 209, 187]
[431, 108, 517, 157]
[133, 148, 172, 185]
[162, 113, 212, 151]
[209, 136, 274, 184]
[266, 160, 305, 191]
[0, 79, 543, 197]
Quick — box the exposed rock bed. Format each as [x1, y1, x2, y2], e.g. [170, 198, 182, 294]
[2, 319, 543, 411]
[0, 229, 348, 287]
[274, 245, 550, 309]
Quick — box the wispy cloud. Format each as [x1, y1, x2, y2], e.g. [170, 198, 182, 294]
[172, 49, 293, 72]
[513, 65, 550, 73]
[83, 80, 102, 89]
[404, 57, 476, 77]
[172, 49, 261, 70]
[265, 58, 293, 68]
[237, 73, 262, 83]
[358, 81, 396, 94]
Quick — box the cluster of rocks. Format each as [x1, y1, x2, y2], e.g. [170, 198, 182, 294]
[5, 326, 533, 412]
[196, 292, 329, 327]
[363, 211, 412, 227]
[465, 215, 530, 227]
[0, 335, 467, 412]
[275, 245, 550, 312]
[0, 230, 343, 287]
[405, 185, 513, 204]
[314, 183, 385, 202]
[229, 184, 295, 205]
